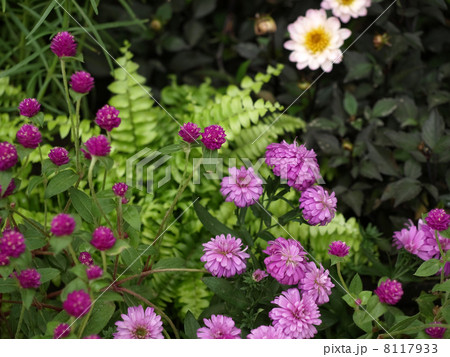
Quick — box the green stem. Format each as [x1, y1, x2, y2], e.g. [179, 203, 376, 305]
[15, 303, 25, 339]
[337, 262, 351, 296]
[117, 199, 123, 239]
[101, 251, 107, 273]
[77, 305, 93, 338]
[116, 268, 208, 286]
[68, 244, 79, 266]
[435, 230, 445, 285]
[38, 145, 48, 233]
[60, 59, 73, 118]
[37, 57, 58, 101]
[88, 157, 113, 228]
[74, 99, 81, 174]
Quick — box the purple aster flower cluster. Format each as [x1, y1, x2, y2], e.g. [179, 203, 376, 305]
[252, 269, 268, 282]
[265, 140, 320, 191]
[54, 323, 71, 339]
[200, 234, 250, 278]
[112, 183, 128, 197]
[269, 288, 321, 339]
[299, 262, 334, 305]
[328, 241, 350, 257]
[0, 179, 16, 199]
[299, 185, 337, 226]
[178, 122, 201, 143]
[16, 124, 42, 149]
[85, 135, 111, 157]
[18, 98, 41, 118]
[114, 305, 164, 339]
[0, 230, 26, 258]
[374, 279, 403, 305]
[220, 166, 263, 207]
[50, 214, 76, 236]
[91, 226, 116, 251]
[70, 71, 94, 93]
[17, 269, 41, 289]
[86, 265, 103, 280]
[201, 125, 226, 150]
[50, 31, 77, 57]
[247, 325, 286, 339]
[48, 147, 70, 166]
[78, 252, 93, 266]
[0, 142, 18, 171]
[425, 322, 446, 339]
[197, 314, 241, 339]
[426, 208, 450, 232]
[63, 290, 91, 317]
[95, 105, 121, 132]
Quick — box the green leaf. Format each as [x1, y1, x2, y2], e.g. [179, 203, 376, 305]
[353, 310, 373, 333]
[372, 98, 397, 118]
[27, 176, 44, 196]
[0, 279, 17, 293]
[26, 1, 57, 39]
[123, 205, 141, 232]
[184, 311, 200, 339]
[381, 178, 422, 207]
[89, 0, 99, 15]
[193, 0, 216, 18]
[121, 247, 143, 273]
[432, 280, 450, 293]
[367, 144, 400, 177]
[69, 188, 95, 224]
[414, 259, 440, 277]
[69, 89, 87, 103]
[389, 314, 420, 332]
[37, 268, 60, 284]
[0, 170, 12, 193]
[30, 112, 44, 127]
[21, 288, 36, 309]
[50, 236, 73, 255]
[45, 170, 78, 198]
[422, 111, 444, 149]
[194, 202, 238, 237]
[202, 277, 247, 309]
[82, 300, 115, 336]
[105, 239, 130, 256]
[344, 92, 358, 116]
[349, 274, 363, 295]
[153, 257, 185, 270]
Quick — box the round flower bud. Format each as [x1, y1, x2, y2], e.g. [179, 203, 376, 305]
[112, 183, 128, 198]
[50, 31, 77, 57]
[70, 71, 94, 93]
[91, 226, 116, 251]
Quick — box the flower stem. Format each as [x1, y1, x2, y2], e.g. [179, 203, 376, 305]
[74, 99, 81, 174]
[88, 157, 113, 228]
[60, 59, 73, 118]
[9, 208, 50, 238]
[68, 244, 79, 266]
[38, 145, 48, 233]
[337, 262, 351, 296]
[379, 323, 450, 338]
[117, 199, 123, 239]
[15, 303, 25, 338]
[77, 306, 93, 338]
[101, 251, 107, 273]
[116, 268, 208, 286]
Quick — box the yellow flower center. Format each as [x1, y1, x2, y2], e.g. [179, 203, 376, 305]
[338, 0, 355, 5]
[304, 27, 331, 54]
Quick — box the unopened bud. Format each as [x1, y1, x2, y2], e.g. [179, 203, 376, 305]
[373, 33, 391, 50]
[150, 19, 162, 32]
[254, 14, 277, 36]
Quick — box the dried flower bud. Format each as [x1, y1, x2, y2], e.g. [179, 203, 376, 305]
[254, 14, 277, 36]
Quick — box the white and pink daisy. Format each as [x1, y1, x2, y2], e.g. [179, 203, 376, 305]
[321, 0, 372, 23]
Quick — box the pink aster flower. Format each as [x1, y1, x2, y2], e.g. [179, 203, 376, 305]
[247, 325, 287, 339]
[425, 322, 446, 339]
[179, 122, 201, 143]
[269, 288, 321, 339]
[17, 269, 41, 289]
[265, 140, 320, 191]
[83, 334, 101, 339]
[91, 226, 116, 251]
[18, 98, 41, 117]
[252, 269, 268, 282]
[50, 214, 76, 236]
[220, 166, 263, 207]
[48, 147, 70, 166]
[86, 265, 103, 280]
[263, 237, 308, 285]
[78, 252, 93, 266]
[201, 125, 226, 150]
[95, 105, 121, 132]
[114, 305, 164, 339]
[112, 183, 128, 197]
[63, 290, 91, 318]
[16, 124, 42, 149]
[200, 234, 250, 278]
[70, 71, 94, 93]
[392, 224, 430, 261]
[299, 262, 334, 305]
[85, 135, 111, 157]
[0, 179, 16, 199]
[54, 323, 71, 339]
[328, 240, 350, 257]
[374, 279, 403, 305]
[50, 31, 77, 57]
[426, 209, 450, 232]
[299, 186, 337, 226]
[0, 230, 26, 258]
[197, 315, 241, 339]
[0, 142, 18, 171]
[418, 219, 446, 261]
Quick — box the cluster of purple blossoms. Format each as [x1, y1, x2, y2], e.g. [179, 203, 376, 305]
[0, 142, 18, 171]
[197, 314, 241, 339]
[425, 322, 446, 339]
[18, 98, 41, 118]
[16, 124, 42, 149]
[0, 230, 26, 258]
[265, 140, 320, 191]
[178, 122, 201, 143]
[201, 125, 227, 150]
[96, 105, 121, 132]
[79, 252, 93, 266]
[54, 324, 71, 339]
[299, 186, 337, 226]
[426, 208, 450, 232]
[200, 234, 250, 278]
[247, 325, 286, 339]
[0, 251, 10, 266]
[17, 269, 41, 289]
[50, 31, 77, 58]
[374, 279, 403, 305]
[299, 262, 334, 305]
[86, 265, 103, 280]
[63, 290, 91, 318]
[0, 179, 16, 199]
[85, 135, 111, 157]
[48, 147, 70, 166]
[328, 240, 350, 257]
[114, 306, 164, 339]
[91, 226, 116, 251]
[220, 166, 263, 207]
[70, 71, 94, 94]
[112, 183, 128, 197]
[50, 214, 76, 236]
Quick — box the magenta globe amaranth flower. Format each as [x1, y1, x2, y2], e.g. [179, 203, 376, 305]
[0, 142, 18, 171]
[114, 305, 164, 339]
[86, 265, 103, 280]
[299, 262, 334, 305]
[247, 325, 286, 339]
[220, 167, 263, 207]
[17, 269, 41, 288]
[374, 279, 403, 305]
[426, 208, 450, 232]
[252, 269, 268, 282]
[78, 252, 93, 266]
[299, 186, 337, 226]
[178, 122, 200, 143]
[201, 125, 226, 150]
[425, 322, 446, 339]
[0, 252, 10, 266]
[54, 323, 71, 339]
[91, 226, 116, 251]
[85, 135, 111, 157]
[112, 183, 128, 198]
[0, 230, 26, 258]
[200, 234, 249, 278]
[70, 71, 94, 93]
[0, 179, 16, 199]
[16, 124, 42, 149]
[95, 105, 121, 132]
[328, 241, 350, 257]
[80, 148, 92, 160]
[50, 31, 77, 57]
[197, 315, 241, 339]
[18, 98, 41, 117]
[48, 147, 70, 166]
[269, 288, 321, 339]
[50, 214, 76, 237]
[263, 237, 308, 285]
[63, 290, 91, 318]
[265, 140, 320, 191]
